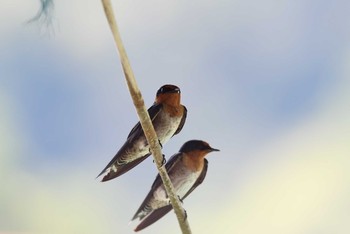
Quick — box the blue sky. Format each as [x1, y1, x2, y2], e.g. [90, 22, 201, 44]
[1, 0, 350, 233]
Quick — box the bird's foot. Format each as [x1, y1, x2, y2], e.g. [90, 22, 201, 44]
[161, 154, 166, 166]
[153, 154, 166, 166]
[158, 139, 163, 149]
[183, 209, 187, 221]
[177, 195, 184, 204]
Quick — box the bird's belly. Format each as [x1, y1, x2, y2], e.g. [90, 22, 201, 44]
[174, 171, 200, 198]
[155, 114, 182, 145]
[122, 139, 150, 163]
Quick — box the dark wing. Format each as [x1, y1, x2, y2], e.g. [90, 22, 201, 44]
[150, 152, 183, 189]
[96, 104, 162, 181]
[99, 153, 150, 182]
[182, 158, 208, 200]
[134, 205, 172, 232]
[96, 139, 151, 181]
[131, 153, 183, 221]
[133, 156, 207, 231]
[173, 105, 187, 136]
[127, 103, 163, 142]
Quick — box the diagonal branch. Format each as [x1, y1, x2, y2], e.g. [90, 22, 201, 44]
[100, 1, 192, 233]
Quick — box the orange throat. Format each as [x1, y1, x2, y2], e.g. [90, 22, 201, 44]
[182, 150, 207, 172]
[156, 93, 181, 107]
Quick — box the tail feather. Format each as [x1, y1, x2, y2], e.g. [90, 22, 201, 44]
[134, 205, 172, 232]
[98, 154, 150, 182]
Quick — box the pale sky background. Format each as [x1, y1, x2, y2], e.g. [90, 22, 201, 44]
[1, 0, 350, 234]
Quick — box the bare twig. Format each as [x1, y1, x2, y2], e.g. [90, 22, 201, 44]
[100, 0, 192, 233]
[28, 0, 54, 24]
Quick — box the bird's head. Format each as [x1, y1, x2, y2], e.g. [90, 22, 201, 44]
[180, 140, 220, 158]
[155, 84, 181, 106]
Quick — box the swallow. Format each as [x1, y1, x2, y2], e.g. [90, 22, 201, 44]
[97, 84, 187, 182]
[131, 140, 219, 232]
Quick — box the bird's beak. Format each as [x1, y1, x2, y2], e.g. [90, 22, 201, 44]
[209, 147, 220, 152]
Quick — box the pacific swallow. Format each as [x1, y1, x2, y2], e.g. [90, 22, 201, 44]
[97, 84, 187, 182]
[131, 140, 219, 232]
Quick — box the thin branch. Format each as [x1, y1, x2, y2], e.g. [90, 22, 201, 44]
[28, 0, 54, 24]
[100, 0, 192, 233]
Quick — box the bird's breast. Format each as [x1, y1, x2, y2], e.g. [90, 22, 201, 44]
[173, 170, 201, 198]
[154, 110, 182, 144]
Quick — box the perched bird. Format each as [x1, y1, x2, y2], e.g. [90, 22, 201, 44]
[97, 84, 187, 182]
[131, 140, 219, 232]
